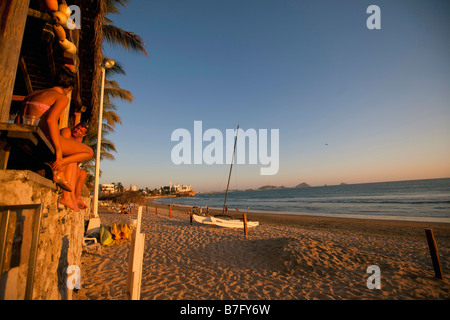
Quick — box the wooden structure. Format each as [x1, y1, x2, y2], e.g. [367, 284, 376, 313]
[0, 204, 43, 300]
[0, 0, 105, 301]
[0, 123, 54, 174]
[126, 206, 145, 300]
[0, 0, 103, 128]
[0, 0, 104, 182]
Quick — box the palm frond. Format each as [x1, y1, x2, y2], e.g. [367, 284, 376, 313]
[104, 59, 126, 76]
[104, 87, 134, 102]
[103, 0, 130, 15]
[103, 23, 148, 56]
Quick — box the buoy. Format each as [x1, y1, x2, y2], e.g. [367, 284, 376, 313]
[53, 11, 68, 26]
[59, 39, 76, 54]
[64, 64, 76, 72]
[53, 24, 66, 41]
[44, 0, 58, 11]
[59, 4, 71, 18]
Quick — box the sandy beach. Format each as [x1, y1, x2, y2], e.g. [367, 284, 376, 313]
[74, 200, 450, 300]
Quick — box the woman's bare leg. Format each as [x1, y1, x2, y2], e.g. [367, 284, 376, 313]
[59, 135, 94, 169]
[59, 162, 80, 211]
[75, 168, 88, 209]
[50, 135, 92, 192]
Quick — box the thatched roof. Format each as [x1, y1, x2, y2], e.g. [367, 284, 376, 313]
[113, 191, 146, 205]
[99, 191, 146, 205]
[11, 0, 104, 125]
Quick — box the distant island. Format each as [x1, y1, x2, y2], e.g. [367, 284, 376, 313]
[295, 182, 311, 188]
[257, 185, 286, 190]
[252, 183, 311, 190]
[216, 182, 312, 192]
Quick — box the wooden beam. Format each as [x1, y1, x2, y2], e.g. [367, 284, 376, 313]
[0, 0, 31, 122]
[425, 228, 444, 279]
[243, 214, 248, 237]
[18, 57, 33, 94]
[45, 42, 56, 83]
[12, 95, 26, 101]
[26, 8, 51, 22]
[126, 207, 145, 300]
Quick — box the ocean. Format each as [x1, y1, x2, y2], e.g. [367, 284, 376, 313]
[155, 178, 450, 223]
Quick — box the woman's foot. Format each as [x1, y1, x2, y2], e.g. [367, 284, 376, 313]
[44, 162, 72, 191]
[76, 197, 88, 210]
[53, 170, 72, 192]
[59, 197, 80, 211]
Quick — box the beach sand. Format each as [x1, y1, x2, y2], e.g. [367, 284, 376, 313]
[73, 201, 450, 300]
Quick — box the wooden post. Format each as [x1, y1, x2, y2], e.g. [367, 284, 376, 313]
[0, 0, 31, 122]
[169, 205, 172, 219]
[243, 214, 248, 238]
[425, 229, 444, 279]
[190, 208, 193, 225]
[155, 205, 157, 216]
[58, 90, 72, 129]
[126, 206, 145, 300]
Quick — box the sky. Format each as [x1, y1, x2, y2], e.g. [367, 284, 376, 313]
[100, 0, 450, 192]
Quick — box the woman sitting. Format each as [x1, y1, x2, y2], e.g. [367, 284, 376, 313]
[17, 68, 93, 192]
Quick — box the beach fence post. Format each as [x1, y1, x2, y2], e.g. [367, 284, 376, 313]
[190, 208, 193, 225]
[425, 228, 444, 279]
[126, 206, 145, 300]
[243, 214, 248, 238]
[155, 204, 158, 216]
[169, 205, 172, 219]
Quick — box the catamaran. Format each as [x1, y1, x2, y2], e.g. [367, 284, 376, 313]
[193, 124, 259, 229]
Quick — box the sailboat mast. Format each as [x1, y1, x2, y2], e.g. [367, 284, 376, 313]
[222, 124, 239, 215]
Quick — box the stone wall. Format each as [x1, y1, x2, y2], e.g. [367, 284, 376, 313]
[0, 170, 89, 300]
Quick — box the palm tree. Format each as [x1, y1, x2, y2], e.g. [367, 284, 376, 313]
[99, 0, 146, 135]
[116, 182, 124, 193]
[81, 0, 147, 187]
[103, 0, 148, 57]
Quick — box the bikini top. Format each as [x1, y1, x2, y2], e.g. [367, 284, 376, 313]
[25, 101, 51, 114]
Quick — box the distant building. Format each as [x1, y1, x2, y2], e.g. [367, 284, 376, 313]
[172, 183, 192, 193]
[172, 183, 182, 193]
[101, 183, 115, 194]
[161, 183, 193, 194]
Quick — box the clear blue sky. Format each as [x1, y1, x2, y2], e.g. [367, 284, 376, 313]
[100, 0, 450, 192]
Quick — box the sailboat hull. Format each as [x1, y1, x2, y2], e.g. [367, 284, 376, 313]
[192, 214, 215, 225]
[210, 216, 259, 228]
[192, 214, 259, 228]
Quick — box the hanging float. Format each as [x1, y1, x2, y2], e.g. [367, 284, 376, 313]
[44, 0, 59, 11]
[53, 24, 66, 41]
[59, 38, 77, 54]
[64, 64, 76, 72]
[58, 4, 71, 18]
[53, 10, 68, 26]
